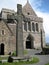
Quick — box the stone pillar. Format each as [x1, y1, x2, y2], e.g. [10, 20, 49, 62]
[41, 29, 43, 49]
[26, 22, 28, 31]
[30, 22, 32, 31]
[16, 4, 24, 57]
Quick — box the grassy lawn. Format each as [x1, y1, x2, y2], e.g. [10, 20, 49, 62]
[24, 50, 28, 55]
[0, 57, 39, 65]
[32, 57, 39, 63]
[12, 50, 28, 56]
[0, 56, 8, 60]
[0, 62, 22, 65]
[45, 63, 49, 65]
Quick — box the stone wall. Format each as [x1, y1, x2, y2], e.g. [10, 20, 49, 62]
[0, 20, 16, 54]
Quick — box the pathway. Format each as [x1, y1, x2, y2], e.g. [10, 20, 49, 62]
[24, 49, 49, 65]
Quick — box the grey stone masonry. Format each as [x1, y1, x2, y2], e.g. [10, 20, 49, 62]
[16, 4, 24, 57]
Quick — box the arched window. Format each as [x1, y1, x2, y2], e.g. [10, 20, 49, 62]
[32, 23, 35, 31]
[28, 22, 31, 31]
[24, 22, 27, 31]
[36, 23, 38, 31]
[1, 30, 5, 35]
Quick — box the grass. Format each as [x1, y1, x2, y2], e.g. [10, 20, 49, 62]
[0, 56, 8, 60]
[0, 62, 22, 65]
[31, 57, 39, 63]
[0, 57, 39, 65]
[45, 63, 49, 65]
[12, 50, 28, 56]
[24, 50, 28, 55]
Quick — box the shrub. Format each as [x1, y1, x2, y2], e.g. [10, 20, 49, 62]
[12, 51, 16, 56]
[8, 56, 13, 63]
[0, 61, 2, 63]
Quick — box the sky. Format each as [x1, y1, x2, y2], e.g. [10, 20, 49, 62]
[0, 0, 49, 43]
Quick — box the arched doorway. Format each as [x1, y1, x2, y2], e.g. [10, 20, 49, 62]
[26, 35, 34, 49]
[0, 43, 4, 55]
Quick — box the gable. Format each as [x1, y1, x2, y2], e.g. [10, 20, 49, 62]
[22, 1, 37, 16]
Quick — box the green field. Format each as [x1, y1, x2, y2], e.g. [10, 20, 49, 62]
[0, 56, 8, 60]
[0, 57, 39, 65]
[45, 63, 49, 65]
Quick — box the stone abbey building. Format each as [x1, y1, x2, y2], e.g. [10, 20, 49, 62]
[0, 1, 45, 55]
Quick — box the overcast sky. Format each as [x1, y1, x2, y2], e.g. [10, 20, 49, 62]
[0, 0, 49, 43]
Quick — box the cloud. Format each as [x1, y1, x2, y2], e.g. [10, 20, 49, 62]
[16, 0, 27, 6]
[0, 0, 43, 11]
[30, 0, 43, 11]
[0, 0, 16, 11]
[0, 0, 27, 11]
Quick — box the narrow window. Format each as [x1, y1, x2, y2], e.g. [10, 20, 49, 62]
[24, 22, 27, 31]
[36, 23, 38, 31]
[28, 22, 31, 31]
[2, 30, 4, 35]
[27, 12, 30, 15]
[32, 23, 35, 31]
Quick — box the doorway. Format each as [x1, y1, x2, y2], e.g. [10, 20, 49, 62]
[26, 40, 31, 49]
[0, 43, 4, 55]
[26, 35, 34, 49]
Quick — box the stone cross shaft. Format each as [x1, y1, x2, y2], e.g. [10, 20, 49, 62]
[16, 4, 24, 57]
[10, 4, 24, 57]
